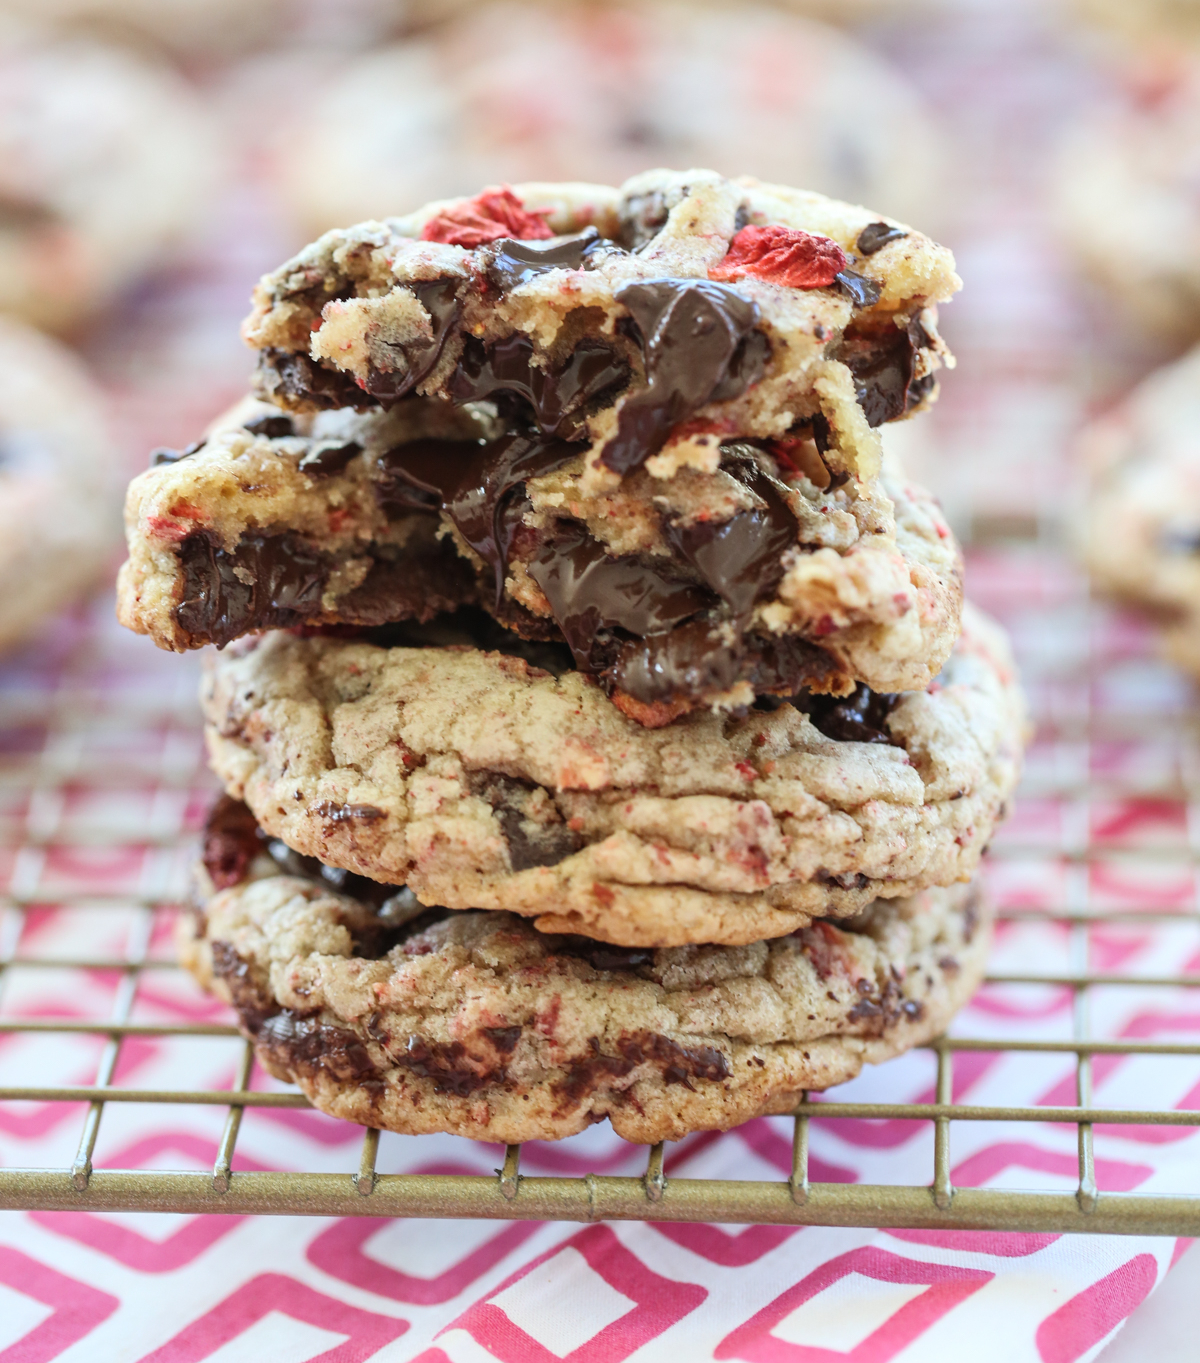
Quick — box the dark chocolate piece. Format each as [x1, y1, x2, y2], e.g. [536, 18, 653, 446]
[555, 938, 655, 972]
[399, 1036, 502, 1096]
[618, 190, 672, 251]
[244, 414, 295, 439]
[201, 793, 262, 891]
[610, 618, 844, 708]
[299, 440, 362, 477]
[377, 433, 580, 608]
[448, 333, 628, 440]
[554, 1030, 730, 1105]
[663, 448, 797, 617]
[360, 278, 461, 404]
[149, 440, 205, 468]
[258, 1012, 380, 1082]
[173, 529, 473, 648]
[470, 772, 582, 871]
[527, 523, 715, 671]
[601, 279, 767, 475]
[800, 683, 900, 744]
[486, 227, 617, 291]
[856, 222, 908, 256]
[834, 317, 931, 427]
[257, 348, 369, 411]
[835, 269, 883, 309]
[210, 940, 278, 1034]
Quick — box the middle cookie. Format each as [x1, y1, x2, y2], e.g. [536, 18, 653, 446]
[203, 602, 1025, 947]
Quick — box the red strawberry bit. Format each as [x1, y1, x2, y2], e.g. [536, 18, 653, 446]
[420, 186, 554, 248]
[710, 225, 847, 289]
[735, 761, 758, 782]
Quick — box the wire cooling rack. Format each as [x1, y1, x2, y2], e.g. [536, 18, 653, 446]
[3, 547, 1200, 1235]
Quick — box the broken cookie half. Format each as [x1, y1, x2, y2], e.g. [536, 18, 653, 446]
[119, 168, 962, 722]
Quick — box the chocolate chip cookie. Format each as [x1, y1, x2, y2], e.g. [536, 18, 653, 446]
[201, 601, 1025, 946]
[1080, 343, 1200, 673]
[246, 169, 957, 489]
[182, 798, 991, 1144]
[0, 317, 120, 652]
[0, 25, 221, 330]
[117, 393, 963, 711]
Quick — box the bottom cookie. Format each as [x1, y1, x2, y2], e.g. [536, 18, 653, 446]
[181, 802, 991, 1144]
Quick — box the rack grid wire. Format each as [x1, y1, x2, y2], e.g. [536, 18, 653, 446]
[3, 543, 1200, 1236]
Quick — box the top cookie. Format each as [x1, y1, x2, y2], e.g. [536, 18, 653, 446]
[244, 169, 960, 489]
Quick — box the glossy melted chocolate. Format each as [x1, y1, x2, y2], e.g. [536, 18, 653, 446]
[174, 529, 474, 648]
[601, 279, 770, 475]
[835, 316, 934, 427]
[448, 333, 628, 440]
[486, 227, 615, 291]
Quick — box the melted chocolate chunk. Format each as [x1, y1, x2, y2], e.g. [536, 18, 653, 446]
[377, 433, 580, 609]
[257, 348, 368, 411]
[801, 683, 900, 744]
[470, 772, 582, 871]
[201, 794, 261, 891]
[663, 448, 797, 617]
[486, 227, 617, 291]
[400, 1035, 501, 1096]
[149, 439, 205, 468]
[210, 940, 278, 1034]
[857, 222, 908, 256]
[262, 835, 398, 909]
[611, 619, 844, 708]
[834, 317, 931, 427]
[601, 279, 768, 475]
[360, 278, 461, 404]
[527, 523, 715, 671]
[174, 529, 474, 647]
[298, 440, 361, 477]
[483, 1025, 522, 1054]
[448, 333, 628, 440]
[835, 269, 883, 309]
[555, 938, 655, 972]
[258, 1012, 380, 1082]
[618, 190, 672, 251]
[554, 1030, 730, 1105]
[244, 414, 295, 439]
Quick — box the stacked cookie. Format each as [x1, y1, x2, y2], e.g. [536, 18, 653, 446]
[118, 170, 1026, 1143]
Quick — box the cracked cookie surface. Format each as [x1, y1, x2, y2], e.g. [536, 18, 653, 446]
[201, 601, 1025, 946]
[182, 808, 990, 1143]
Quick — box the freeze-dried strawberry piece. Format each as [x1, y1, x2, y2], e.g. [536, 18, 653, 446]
[710, 224, 847, 289]
[420, 187, 554, 248]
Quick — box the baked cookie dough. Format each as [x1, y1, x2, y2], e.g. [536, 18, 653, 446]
[245, 169, 958, 492]
[1056, 59, 1200, 346]
[0, 317, 120, 651]
[201, 602, 1025, 946]
[0, 22, 221, 330]
[281, 4, 943, 239]
[182, 798, 991, 1144]
[116, 394, 963, 709]
[1080, 343, 1200, 673]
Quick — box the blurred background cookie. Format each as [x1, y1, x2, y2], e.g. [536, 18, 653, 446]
[0, 0, 393, 59]
[0, 20, 223, 330]
[1078, 344, 1200, 673]
[279, 1, 945, 239]
[1055, 56, 1200, 349]
[0, 317, 120, 652]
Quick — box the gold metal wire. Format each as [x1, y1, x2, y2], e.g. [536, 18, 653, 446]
[4, 585, 1200, 1233]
